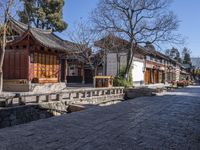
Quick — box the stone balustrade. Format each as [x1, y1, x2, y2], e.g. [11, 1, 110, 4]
[0, 87, 124, 107]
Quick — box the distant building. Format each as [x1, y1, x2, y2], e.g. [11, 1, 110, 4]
[95, 35, 147, 86]
[191, 58, 200, 79]
[95, 35, 191, 86]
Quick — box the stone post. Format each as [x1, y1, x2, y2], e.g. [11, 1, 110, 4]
[88, 91, 93, 97]
[19, 97, 25, 105]
[56, 94, 63, 101]
[78, 92, 82, 99]
[36, 96, 41, 103]
[5, 98, 13, 106]
[97, 90, 100, 96]
[121, 88, 124, 94]
[101, 90, 104, 95]
[69, 93, 73, 100]
[113, 89, 116, 94]
[115, 89, 118, 94]
[46, 95, 51, 102]
[107, 90, 111, 95]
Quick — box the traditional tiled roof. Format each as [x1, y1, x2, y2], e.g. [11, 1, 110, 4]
[95, 34, 149, 55]
[147, 49, 169, 60]
[100, 36, 182, 62]
[182, 64, 191, 69]
[8, 17, 78, 52]
[29, 28, 68, 51]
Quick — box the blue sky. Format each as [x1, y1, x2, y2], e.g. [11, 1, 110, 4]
[62, 0, 200, 57]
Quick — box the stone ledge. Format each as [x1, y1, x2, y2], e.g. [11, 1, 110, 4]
[125, 87, 165, 99]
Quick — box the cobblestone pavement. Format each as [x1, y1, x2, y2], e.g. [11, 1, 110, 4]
[0, 86, 200, 150]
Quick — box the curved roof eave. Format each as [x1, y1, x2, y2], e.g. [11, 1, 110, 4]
[7, 28, 74, 53]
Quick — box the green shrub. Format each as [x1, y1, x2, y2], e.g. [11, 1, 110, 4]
[113, 76, 132, 87]
[113, 67, 133, 88]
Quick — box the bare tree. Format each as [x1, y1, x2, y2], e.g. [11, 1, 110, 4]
[0, 0, 16, 92]
[67, 21, 117, 76]
[91, 0, 182, 78]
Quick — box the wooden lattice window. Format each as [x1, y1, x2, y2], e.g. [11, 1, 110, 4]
[33, 52, 58, 79]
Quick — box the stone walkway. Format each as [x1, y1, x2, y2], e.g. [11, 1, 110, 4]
[0, 86, 200, 150]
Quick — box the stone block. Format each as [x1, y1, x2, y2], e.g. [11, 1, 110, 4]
[67, 105, 85, 113]
[125, 88, 154, 99]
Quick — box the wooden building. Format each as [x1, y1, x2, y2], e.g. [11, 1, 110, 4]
[95, 35, 170, 86]
[3, 18, 78, 91]
[166, 58, 177, 83]
[95, 35, 148, 86]
[95, 35, 190, 86]
[144, 51, 166, 84]
[66, 56, 93, 84]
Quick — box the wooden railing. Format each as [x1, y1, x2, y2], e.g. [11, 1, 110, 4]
[0, 87, 124, 107]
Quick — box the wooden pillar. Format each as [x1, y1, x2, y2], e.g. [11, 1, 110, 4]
[27, 35, 30, 81]
[93, 77, 96, 88]
[57, 56, 61, 82]
[65, 59, 67, 83]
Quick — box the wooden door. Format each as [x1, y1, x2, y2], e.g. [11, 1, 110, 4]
[145, 69, 150, 84]
[155, 70, 159, 83]
[33, 52, 58, 83]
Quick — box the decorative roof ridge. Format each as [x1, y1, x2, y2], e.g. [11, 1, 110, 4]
[31, 27, 52, 34]
[8, 16, 28, 31]
[9, 17, 53, 34]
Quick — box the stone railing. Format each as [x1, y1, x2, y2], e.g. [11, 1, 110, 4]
[0, 87, 124, 107]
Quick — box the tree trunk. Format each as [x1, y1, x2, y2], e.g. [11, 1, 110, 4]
[124, 41, 136, 80]
[0, 25, 7, 93]
[124, 47, 131, 79]
[94, 67, 98, 76]
[116, 51, 119, 76]
[0, 72, 3, 92]
[0, 0, 13, 93]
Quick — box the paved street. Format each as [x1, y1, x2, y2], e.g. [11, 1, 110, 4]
[0, 86, 200, 150]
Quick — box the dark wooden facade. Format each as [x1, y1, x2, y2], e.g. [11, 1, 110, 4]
[2, 18, 75, 88]
[66, 59, 94, 84]
[1, 18, 97, 92]
[144, 60, 165, 84]
[3, 45, 28, 80]
[67, 59, 84, 83]
[3, 35, 66, 84]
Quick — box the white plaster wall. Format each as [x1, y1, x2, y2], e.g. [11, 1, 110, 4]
[131, 59, 145, 86]
[176, 68, 181, 81]
[106, 54, 144, 86]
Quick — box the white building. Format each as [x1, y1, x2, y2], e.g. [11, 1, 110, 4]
[104, 52, 145, 86]
[131, 57, 145, 86]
